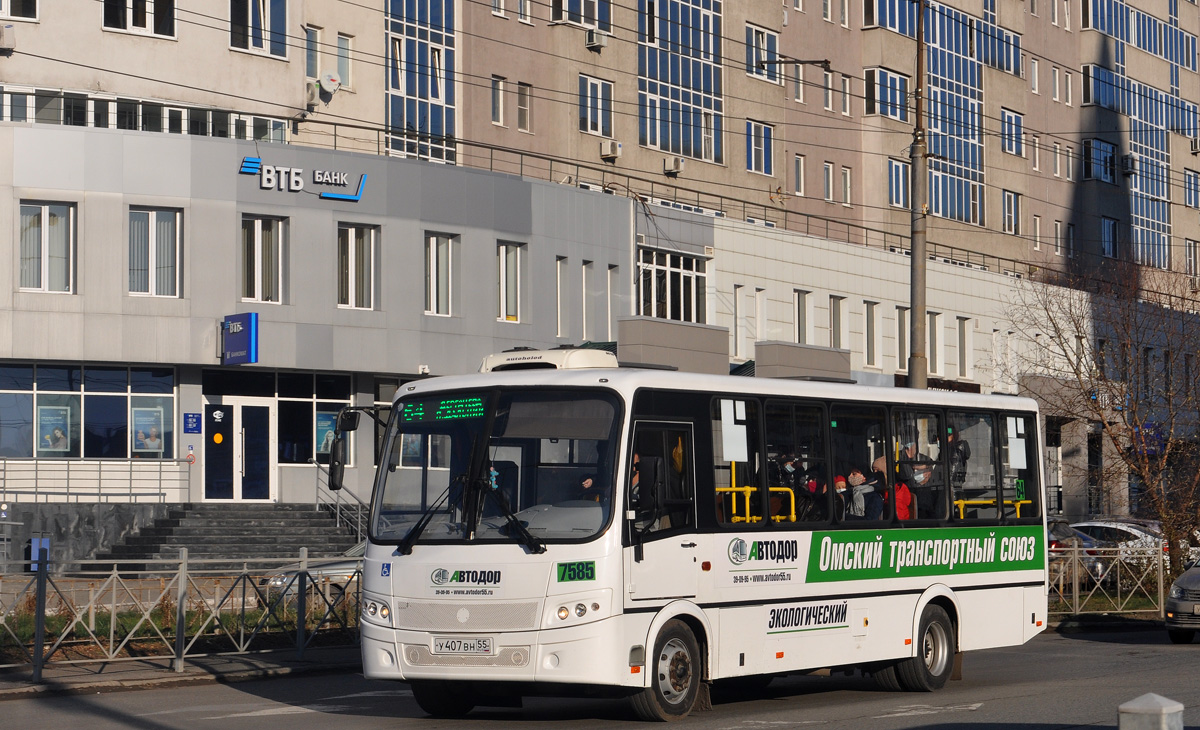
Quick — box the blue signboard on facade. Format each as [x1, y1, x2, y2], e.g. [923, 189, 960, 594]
[222, 313, 259, 365]
[183, 413, 202, 434]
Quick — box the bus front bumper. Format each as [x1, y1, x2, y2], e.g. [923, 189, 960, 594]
[360, 615, 646, 687]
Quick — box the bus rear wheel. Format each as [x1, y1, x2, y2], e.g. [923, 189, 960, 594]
[896, 604, 955, 691]
[631, 619, 702, 721]
[411, 680, 476, 718]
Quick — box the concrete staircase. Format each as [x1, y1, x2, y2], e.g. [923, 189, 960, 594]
[92, 503, 360, 573]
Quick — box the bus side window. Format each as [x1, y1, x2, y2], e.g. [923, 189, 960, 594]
[711, 399, 765, 526]
[764, 400, 829, 524]
[1000, 413, 1039, 520]
[829, 404, 889, 522]
[633, 425, 695, 535]
[948, 411, 997, 520]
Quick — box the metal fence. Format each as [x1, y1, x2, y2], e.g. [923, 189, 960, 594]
[0, 548, 360, 682]
[1048, 545, 1164, 617]
[0, 458, 191, 503]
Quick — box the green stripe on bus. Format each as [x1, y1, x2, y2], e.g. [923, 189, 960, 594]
[805, 525, 1043, 582]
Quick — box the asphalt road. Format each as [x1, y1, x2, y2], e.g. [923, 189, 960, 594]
[4, 629, 1199, 728]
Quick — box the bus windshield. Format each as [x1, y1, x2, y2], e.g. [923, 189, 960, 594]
[372, 388, 621, 545]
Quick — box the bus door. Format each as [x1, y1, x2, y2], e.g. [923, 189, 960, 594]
[626, 422, 698, 600]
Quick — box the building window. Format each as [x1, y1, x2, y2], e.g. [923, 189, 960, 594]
[551, 0, 611, 30]
[491, 75, 505, 125]
[637, 248, 707, 323]
[841, 166, 852, 205]
[1030, 58, 1039, 93]
[1033, 215, 1042, 250]
[1054, 220, 1063, 255]
[103, 0, 174, 35]
[338, 224, 375, 309]
[1102, 217, 1118, 258]
[1053, 142, 1061, 177]
[518, 0, 530, 22]
[1000, 108, 1023, 156]
[1083, 139, 1116, 182]
[822, 0, 831, 21]
[1187, 239, 1199, 278]
[1, 1, 35, 19]
[128, 208, 180, 297]
[1030, 135, 1040, 170]
[958, 317, 972, 379]
[746, 120, 773, 175]
[1065, 72, 1072, 105]
[304, 26, 320, 79]
[425, 233, 452, 316]
[1067, 223, 1076, 258]
[241, 216, 284, 303]
[794, 289, 809, 344]
[493, 0, 504, 14]
[823, 71, 833, 110]
[865, 68, 909, 121]
[793, 63, 805, 102]
[579, 74, 612, 137]
[1002, 190, 1020, 234]
[897, 306, 909, 370]
[823, 161, 834, 201]
[230, 0, 287, 57]
[337, 34, 353, 89]
[517, 82, 532, 132]
[829, 295, 845, 349]
[841, 75, 851, 115]
[746, 24, 780, 83]
[1065, 146, 1075, 180]
[1052, 66, 1060, 100]
[889, 159, 910, 208]
[19, 202, 75, 293]
[839, 0, 848, 26]
[556, 256, 567, 336]
[498, 242, 521, 322]
[865, 300, 880, 367]
[927, 311, 942, 375]
[794, 154, 805, 195]
[1186, 169, 1200, 208]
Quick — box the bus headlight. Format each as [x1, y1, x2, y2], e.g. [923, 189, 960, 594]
[575, 603, 587, 617]
[363, 598, 392, 626]
[557, 606, 571, 620]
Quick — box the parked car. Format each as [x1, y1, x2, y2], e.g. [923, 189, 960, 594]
[1165, 562, 1200, 643]
[1071, 520, 1167, 564]
[261, 540, 365, 604]
[1048, 521, 1111, 583]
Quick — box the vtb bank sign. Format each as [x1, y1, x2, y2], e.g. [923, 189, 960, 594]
[238, 156, 367, 202]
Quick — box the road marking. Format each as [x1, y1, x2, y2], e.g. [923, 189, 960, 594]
[875, 702, 982, 718]
[199, 704, 354, 719]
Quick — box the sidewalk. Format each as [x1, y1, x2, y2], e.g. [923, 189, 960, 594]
[0, 644, 363, 701]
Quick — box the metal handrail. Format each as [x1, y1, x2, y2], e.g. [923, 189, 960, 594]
[0, 457, 192, 503]
[307, 458, 367, 542]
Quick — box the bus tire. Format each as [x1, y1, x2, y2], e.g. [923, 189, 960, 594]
[897, 604, 955, 692]
[631, 619, 702, 721]
[411, 680, 476, 718]
[873, 664, 903, 691]
[1168, 629, 1195, 644]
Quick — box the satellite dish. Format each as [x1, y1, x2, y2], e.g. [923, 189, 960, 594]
[319, 71, 342, 94]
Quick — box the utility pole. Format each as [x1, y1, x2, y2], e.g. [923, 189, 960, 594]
[907, 0, 929, 389]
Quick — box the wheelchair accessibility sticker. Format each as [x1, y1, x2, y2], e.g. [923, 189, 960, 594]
[381, 564, 391, 577]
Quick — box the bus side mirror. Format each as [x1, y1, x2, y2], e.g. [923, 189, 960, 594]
[328, 437, 347, 491]
[337, 409, 361, 432]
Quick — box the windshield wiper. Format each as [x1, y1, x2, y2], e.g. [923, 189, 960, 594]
[481, 475, 546, 554]
[397, 484, 453, 555]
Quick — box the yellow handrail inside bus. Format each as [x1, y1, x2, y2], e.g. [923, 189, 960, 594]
[953, 498, 1033, 519]
[715, 462, 797, 523]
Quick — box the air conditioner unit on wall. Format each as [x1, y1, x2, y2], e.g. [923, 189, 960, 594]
[1121, 154, 1138, 175]
[585, 29, 607, 49]
[664, 156, 684, 175]
[305, 81, 320, 107]
[600, 139, 622, 159]
[0, 24, 14, 52]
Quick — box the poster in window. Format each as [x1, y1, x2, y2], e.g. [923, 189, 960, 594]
[316, 411, 338, 454]
[38, 406, 70, 453]
[132, 407, 165, 453]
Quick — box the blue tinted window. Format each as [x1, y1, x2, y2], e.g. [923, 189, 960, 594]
[85, 367, 128, 393]
[0, 365, 33, 391]
[0, 393, 33, 457]
[84, 395, 129, 458]
[37, 366, 81, 392]
[130, 368, 174, 394]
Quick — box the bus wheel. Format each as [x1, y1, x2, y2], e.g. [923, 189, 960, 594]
[411, 680, 476, 718]
[631, 619, 702, 721]
[1169, 629, 1195, 644]
[873, 664, 903, 691]
[897, 604, 955, 691]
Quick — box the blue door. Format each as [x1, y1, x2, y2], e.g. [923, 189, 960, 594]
[203, 398, 276, 501]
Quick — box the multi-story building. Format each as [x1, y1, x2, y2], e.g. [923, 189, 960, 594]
[1, 1, 1192, 554]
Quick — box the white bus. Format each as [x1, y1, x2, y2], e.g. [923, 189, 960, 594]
[332, 362, 1047, 721]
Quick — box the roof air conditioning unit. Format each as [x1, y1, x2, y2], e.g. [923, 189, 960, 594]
[1121, 154, 1137, 175]
[585, 29, 607, 49]
[0, 24, 14, 52]
[305, 81, 320, 107]
[664, 156, 684, 175]
[1191, 137, 1200, 155]
[600, 139, 622, 159]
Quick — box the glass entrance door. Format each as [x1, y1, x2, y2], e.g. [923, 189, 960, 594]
[203, 397, 276, 501]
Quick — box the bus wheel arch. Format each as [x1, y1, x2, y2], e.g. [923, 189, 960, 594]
[913, 586, 960, 651]
[632, 603, 713, 721]
[898, 600, 958, 691]
[641, 601, 714, 684]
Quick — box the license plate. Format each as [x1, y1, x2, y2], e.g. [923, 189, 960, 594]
[433, 636, 494, 655]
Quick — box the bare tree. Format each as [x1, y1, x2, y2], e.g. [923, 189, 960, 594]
[1005, 261, 1200, 573]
